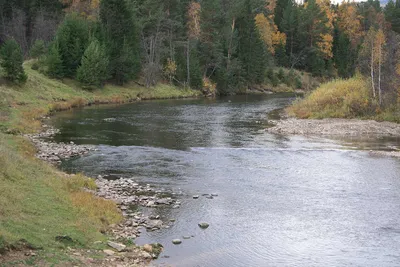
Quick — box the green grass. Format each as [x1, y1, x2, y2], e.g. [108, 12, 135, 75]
[0, 61, 201, 134]
[0, 62, 201, 264]
[0, 134, 122, 251]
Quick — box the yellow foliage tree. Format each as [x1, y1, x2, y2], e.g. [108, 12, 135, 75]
[316, 0, 335, 59]
[62, 0, 100, 19]
[337, 2, 364, 47]
[255, 13, 286, 54]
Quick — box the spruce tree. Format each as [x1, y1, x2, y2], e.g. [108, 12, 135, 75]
[100, 0, 140, 85]
[55, 14, 89, 77]
[237, 0, 267, 86]
[0, 39, 27, 83]
[29, 40, 46, 59]
[46, 42, 64, 79]
[77, 39, 109, 88]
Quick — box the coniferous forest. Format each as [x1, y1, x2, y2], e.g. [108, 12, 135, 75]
[0, 0, 399, 102]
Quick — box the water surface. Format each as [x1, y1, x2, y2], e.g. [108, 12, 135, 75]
[50, 94, 400, 267]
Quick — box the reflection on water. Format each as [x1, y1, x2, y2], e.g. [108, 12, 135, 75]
[50, 94, 400, 267]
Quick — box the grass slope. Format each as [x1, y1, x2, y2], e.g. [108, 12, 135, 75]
[0, 63, 200, 263]
[0, 61, 201, 134]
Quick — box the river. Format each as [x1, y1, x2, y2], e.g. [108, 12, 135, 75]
[49, 94, 400, 267]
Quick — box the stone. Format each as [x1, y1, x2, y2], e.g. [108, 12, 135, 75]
[107, 241, 126, 252]
[193, 195, 199, 199]
[183, 236, 191, 239]
[172, 205, 180, 209]
[146, 201, 155, 207]
[198, 222, 209, 229]
[103, 249, 115, 256]
[172, 239, 182, 245]
[155, 198, 170, 205]
[146, 220, 163, 229]
[143, 244, 153, 253]
[211, 193, 218, 197]
[141, 251, 152, 259]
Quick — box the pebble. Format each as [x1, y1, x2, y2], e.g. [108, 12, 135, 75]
[103, 249, 115, 256]
[198, 222, 209, 229]
[193, 195, 199, 199]
[172, 239, 182, 245]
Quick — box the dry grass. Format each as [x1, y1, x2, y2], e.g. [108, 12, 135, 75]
[287, 77, 377, 119]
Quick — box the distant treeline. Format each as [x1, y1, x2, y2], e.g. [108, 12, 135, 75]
[0, 0, 399, 101]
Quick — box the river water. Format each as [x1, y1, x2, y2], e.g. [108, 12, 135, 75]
[50, 94, 400, 267]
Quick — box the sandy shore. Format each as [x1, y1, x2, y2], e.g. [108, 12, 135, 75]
[267, 118, 400, 157]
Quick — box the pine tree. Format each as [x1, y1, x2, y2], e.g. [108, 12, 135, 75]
[29, 40, 46, 59]
[100, 0, 140, 85]
[333, 31, 355, 78]
[0, 39, 27, 83]
[55, 14, 89, 77]
[76, 39, 109, 88]
[281, 0, 298, 65]
[385, 0, 400, 33]
[46, 42, 64, 79]
[237, 0, 267, 85]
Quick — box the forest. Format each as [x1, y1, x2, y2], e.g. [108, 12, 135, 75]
[0, 0, 399, 105]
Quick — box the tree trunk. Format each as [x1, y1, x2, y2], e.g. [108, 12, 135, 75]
[186, 39, 190, 87]
[378, 43, 382, 105]
[227, 18, 235, 72]
[371, 41, 376, 98]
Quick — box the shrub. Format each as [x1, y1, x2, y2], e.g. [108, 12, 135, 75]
[266, 68, 274, 81]
[295, 76, 302, 89]
[287, 77, 374, 118]
[29, 40, 46, 59]
[0, 39, 27, 83]
[277, 68, 285, 81]
[77, 39, 109, 88]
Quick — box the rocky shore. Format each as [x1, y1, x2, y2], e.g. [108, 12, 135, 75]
[95, 176, 181, 241]
[267, 118, 400, 158]
[24, 123, 186, 264]
[25, 124, 95, 164]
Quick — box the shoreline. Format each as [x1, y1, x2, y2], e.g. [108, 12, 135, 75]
[0, 66, 204, 265]
[266, 117, 400, 157]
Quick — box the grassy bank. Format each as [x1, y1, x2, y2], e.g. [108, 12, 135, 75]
[287, 77, 400, 123]
[1, 61, 201, 134]
[0, 63, 200, 264]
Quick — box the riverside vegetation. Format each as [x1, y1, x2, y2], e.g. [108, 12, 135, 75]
[1, 0, 400, 265]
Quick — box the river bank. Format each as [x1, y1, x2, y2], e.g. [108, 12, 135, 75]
[0, 64, 201, 266]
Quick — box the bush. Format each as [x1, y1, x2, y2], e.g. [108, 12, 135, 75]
[294, 76, 302, 89]
[0, 39, 27, 83]
[277, 68, 286, 83]
[287, 77, 375, 118]
[76, 39, 109, 88]
[29, 40, 46, 59]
